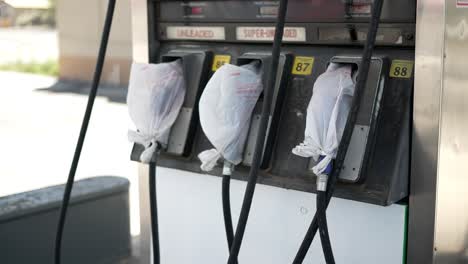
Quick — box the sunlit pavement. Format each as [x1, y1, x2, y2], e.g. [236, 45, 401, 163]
[0, 71, 140, 239]
[0, 28, 58, 64]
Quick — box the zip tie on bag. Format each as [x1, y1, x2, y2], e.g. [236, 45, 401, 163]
[292, 139, 334, 176]
[292, 137, 320, 158]
[198, 149, 223, 172]
[128, 130, 159, 163]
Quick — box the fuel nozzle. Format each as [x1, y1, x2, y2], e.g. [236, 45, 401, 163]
[127, 60, 186, 163]
[316, 156, 334, 192]
[292, 63, 356, 182]
[223, 160, 235, 176]
[198, 61, 263, 171]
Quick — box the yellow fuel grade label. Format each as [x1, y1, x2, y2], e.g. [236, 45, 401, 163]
[212, 55, 231, 71]
[292, 56, 315, 75]
[389, 60, 414, 79]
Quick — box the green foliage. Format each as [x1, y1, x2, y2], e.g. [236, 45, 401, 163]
[0, 60, 59, 76]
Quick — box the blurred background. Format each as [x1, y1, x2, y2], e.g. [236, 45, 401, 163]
[0, 0, 139, 262]
[0, 0, 133, 82]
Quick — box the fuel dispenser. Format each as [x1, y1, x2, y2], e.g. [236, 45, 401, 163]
[55, 0, 417, 263]
[137, 0, 414, 204]
[129, 0, 415, 262]
[132, 0, 416, 263]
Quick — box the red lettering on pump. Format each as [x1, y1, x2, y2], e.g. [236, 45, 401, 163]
[177, 29, 215, 39]
[237, 27, 306, 42]
[243, 28, 275, 38]
[284, 28, 297, 38]
[166, 26, 225, 40]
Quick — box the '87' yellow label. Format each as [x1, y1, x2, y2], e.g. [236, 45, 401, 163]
[292, 56, 315, 75]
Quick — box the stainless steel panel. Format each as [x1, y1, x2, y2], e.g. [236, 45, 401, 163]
[307, 125, 370, 182]
[131, 0, 152, 263]
[408, 0, 445, 263]
[242, 115, 273, 166]
[340, 125, 370, 182]
[434, 2, 468, 263]
[167, 107, 193, 155]
[243, 114, 261, 166]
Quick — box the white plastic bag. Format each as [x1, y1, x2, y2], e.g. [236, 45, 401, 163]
[292, 63, 356, 175]
[127, 60, 186, 163]
[198, 62, 263, 171]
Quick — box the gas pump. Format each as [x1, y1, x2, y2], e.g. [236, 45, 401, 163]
[131, 0, 415, 263]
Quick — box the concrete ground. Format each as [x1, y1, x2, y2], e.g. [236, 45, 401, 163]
[0, 27, 139, 263]
[0, 71, 140, 262]
[0, 28, 58, 64]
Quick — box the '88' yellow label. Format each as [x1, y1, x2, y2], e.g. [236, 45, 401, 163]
[389, 60, 414, 79]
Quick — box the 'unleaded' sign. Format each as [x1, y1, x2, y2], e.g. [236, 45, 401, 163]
[457, 0, 468, 8]
[166, 26, 226, 40]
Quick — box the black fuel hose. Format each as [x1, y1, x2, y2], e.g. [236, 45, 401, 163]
[222, 163, 237, 264]
[222, 174, 235, 253]
[317, 191, 335, 264]
[292, 0, 384, 263]
[149, 158, 161, 264]
[221, 162, 235, 256]
[226, 0, 289, 263]
[54, 0, 116, 263]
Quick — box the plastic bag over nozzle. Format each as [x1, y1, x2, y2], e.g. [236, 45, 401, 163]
[198, 61, 263, 171]
[127, 60, 186, 163]
[292, 63, 356, 178]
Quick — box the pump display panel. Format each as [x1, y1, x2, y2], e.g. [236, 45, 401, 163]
[157, 0, 415, 23]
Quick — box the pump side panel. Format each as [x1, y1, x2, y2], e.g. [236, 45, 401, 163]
[434, 1, 468, 263]
[407, 0, 445, 263]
